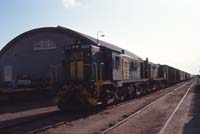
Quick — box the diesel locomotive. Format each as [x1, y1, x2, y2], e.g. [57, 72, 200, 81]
[55, 42, 191, 111]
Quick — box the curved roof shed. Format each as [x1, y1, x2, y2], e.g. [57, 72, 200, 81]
[0, 26, 141, 86]
[0, 26, 141, 59]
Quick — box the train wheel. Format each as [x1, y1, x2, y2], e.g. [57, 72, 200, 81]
[147, 88, 152, 92]
[153, 83, 160, 91]
[118, 93, 125, 102]
[142, 88, 146, 95]
[127, 85, 135, 99]
[118, 87, 131, 101]
[136, 87, 142, 96]
[102, 90, 116, 106]
[160, 83, 166, 89]
[152, 84, 156, 91]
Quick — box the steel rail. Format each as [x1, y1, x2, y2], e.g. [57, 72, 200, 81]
[102, 80, 193, 134]
[0, 110, 59, 130]
[159, 79, 196, 134]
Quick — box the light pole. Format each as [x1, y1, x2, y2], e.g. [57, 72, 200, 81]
[97, 31, 105, 46]
[198, 70, 200, 85]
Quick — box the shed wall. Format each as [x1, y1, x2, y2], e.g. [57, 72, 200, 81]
[0, 31, 78, 87]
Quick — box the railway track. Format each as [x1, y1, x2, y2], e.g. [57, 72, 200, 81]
[102, 79, 195, 134]
[31, 81, 191, 134]
[0, 80, 193, 134]
[158, 80, 196, 134]
[29, 83, 188, 133]
[0, 107, 59, 130]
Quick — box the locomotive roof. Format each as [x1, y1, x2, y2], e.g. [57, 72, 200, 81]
[58, 26, 141, 60]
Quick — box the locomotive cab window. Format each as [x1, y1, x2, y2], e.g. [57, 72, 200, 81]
[114, 56, 120, 69]
[70, 50, 83, 60]
[130, 62, 134, 70]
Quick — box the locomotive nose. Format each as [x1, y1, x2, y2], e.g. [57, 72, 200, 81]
[55, 83, 98, 112]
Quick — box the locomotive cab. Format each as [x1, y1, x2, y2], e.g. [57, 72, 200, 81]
[56, 43, 105, 111]
[64, 44, 104, 82]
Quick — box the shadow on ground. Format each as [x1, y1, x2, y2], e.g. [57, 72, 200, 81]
[183, 84, 200, 134]
[0, 90, 56, 114]
[0, 106, 105, 134]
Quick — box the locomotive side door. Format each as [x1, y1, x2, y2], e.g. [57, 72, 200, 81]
[70, 61, 76, 80]
[112, 52, 122, 80]
[70, 61, 84, 81]
[92, 62, 104, 98]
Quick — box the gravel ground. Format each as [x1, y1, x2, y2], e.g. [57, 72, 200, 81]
[36, 82, 188, 134]
[0, 96, 56, 123]
[158, 83, 196, 134]
[107, 80, 195, 134]
[0, 93, 56, 133]
[0, 99, 54, 114]
[182, 84, 200, 134]
[161, 82, 200, 134]
[0, 81, 191, 134]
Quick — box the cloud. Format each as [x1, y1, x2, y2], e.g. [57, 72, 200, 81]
[62, 0, 81, 8]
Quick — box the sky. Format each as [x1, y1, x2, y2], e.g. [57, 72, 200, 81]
[0, 0, 200, 74]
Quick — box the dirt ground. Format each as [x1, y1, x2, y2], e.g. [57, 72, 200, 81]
[1, 80, 199, 134]
[107, 80, 198, 134]
[36, 82, 189, 134]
